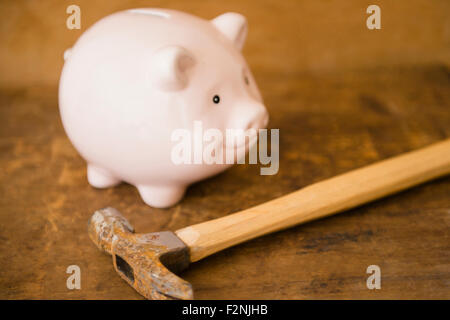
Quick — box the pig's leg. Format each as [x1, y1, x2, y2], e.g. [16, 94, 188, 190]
[87, 164, 121, 188]
[137, 185, 186, 208]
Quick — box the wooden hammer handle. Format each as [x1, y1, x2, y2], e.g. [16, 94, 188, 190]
[176, 139, 450, 262]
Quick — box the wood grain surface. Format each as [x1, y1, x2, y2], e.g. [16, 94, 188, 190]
[0, 0, 449, 299]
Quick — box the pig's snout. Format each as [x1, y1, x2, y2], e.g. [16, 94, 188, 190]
[226, 101, 269, 149]
[229, 101, 268, 131]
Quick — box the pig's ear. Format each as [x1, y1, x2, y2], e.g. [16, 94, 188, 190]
[151, 46, 196, 91]
[211, 13, 248, 51]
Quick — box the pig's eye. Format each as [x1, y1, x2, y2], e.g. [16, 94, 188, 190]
[212, 95, 220, 104]
[244, 76, 250, 85]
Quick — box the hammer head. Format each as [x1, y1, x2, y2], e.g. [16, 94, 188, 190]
[88, 207, 193, 300]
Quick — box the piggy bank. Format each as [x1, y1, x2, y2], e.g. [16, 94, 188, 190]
[59, 9, 268, 208]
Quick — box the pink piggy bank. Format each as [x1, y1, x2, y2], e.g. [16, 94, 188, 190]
[59, 9, 268, 208]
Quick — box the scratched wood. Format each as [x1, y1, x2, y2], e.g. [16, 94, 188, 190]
[0, 1, 450, 299]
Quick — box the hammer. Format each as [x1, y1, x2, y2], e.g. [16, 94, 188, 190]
[88, 139, 450, 299]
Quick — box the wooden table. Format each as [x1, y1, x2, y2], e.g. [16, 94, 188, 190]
[0, 1, 449, 300]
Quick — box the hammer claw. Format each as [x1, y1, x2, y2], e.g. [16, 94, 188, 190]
[145, 263, 194, 300]
[89, 208, 192, 300]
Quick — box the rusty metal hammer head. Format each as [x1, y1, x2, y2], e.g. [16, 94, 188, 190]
[88, 207, 193, 300]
